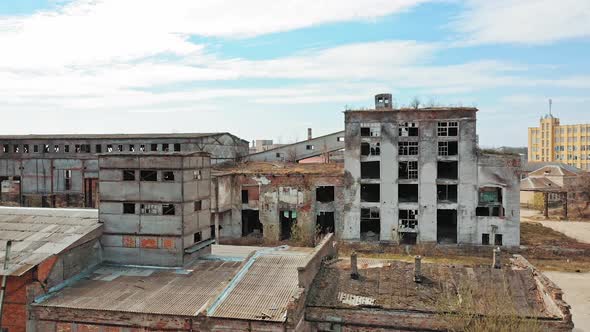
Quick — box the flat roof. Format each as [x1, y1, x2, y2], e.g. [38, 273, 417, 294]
[98, 151, 211, 157]
[308, 258, 559, 320]
[345, 106, 478, 113]
[213, 161, 344, 176]
[0, 207, 101, 276]
[0, 132, 226, 140]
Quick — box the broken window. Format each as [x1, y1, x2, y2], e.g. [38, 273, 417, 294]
[482, 233, 490, 245]
[361, 142, 380, 156]
[96, 144, 102, 153]
[44, 144, 50, 153]
[437, 121, 459, 137]
[306, 145, 315, 150]
[162, 204, 175, 215]
[163, 171, 175, 181]
[194, 232, 202, 243]
[140, 144, 146, 152]
[399, 184, 419, 203]
[316, 186, 335, 203]
[337, 137, 345, 142]
[117, 144, 123, 152]
[399, 122, 419, 137]
[123, 170, 136, 181]
[140, 170, 157, 181]
[361, 207, 380, 241]
[399, 209, 418, 230]
[74, 144, 81, 153]
[361, 161, 380, 179]
[33, 145, 39, 153]
[107, 144, 113, 153]
[399, 161, 418, 179]
[476, 187, 504, 217]
[194, 170, 202, 180]
[438, 141, 458, 156]
[399, 141, 418, 155]
[360, 184, 380, 202]
[437, 184, 457, 202]
[123, 203, 135, 214]
[437, 161, 458, 179]
[2, 144, 8, 153]
[172, 143, 180, 152]
[437, 209, 457, 244]
[13, 145, 19, 153]
[360, 124, 380, 137]
[64, 170, 72, 190]
[23, 144, 29, 153]
[494, 234, 503, 246]
[129, 144, 135, 152]
[194, 200, 202, 211]
[316, 212, 335, 235]
[241, 189, 249, 204]
[141, 204, 158, 215]
[64, 145, 70, 153]
[162, 143, 170, 152]
[151, 144, 158, 152]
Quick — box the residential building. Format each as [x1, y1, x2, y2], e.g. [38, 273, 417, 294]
[343, 94, 521, 246]
[528, 115, 590, 170]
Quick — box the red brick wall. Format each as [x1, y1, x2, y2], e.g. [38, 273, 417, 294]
[1, 271, 34, 332]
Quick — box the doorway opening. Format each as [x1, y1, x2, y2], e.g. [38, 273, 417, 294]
[437, 209, 457, 244]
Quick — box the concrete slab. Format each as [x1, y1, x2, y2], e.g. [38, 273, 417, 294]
[545, 272, 590, 332]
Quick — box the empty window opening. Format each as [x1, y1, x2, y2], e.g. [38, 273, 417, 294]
[162, 143, 170, 152]
[306, 145, 315, 150]
[438, 121, 459, 137]
[361, 161, 380, 179]
[276, 153, 282, 158]
[64, 145, 70, 153]
[96, 144, 102, 153]
[194, 200, 202, 211]
[140, 144, 146, 152]
[241, 189, 249, 204]
[141, 204, 158, 215]
[81, 144, 91, 153]
[360, 125, 380, 137]
[399, 141, 418, 155]
[140, 170, 157, 181]
[438, 141, 458, 156]
[194, 170, 202, 180]
[437, 209, 457, 244]
[2, 145, 8, 153]
[437, 161, 458, 179]
[106, 145, 113, 152]
[316, 212, 335, 235]
[476, 187, 504, 217]
[123, 170, 135, 181]
[123, 203, 135, 214]
[13, 145, 19, 153]
[194, 232, 202, 243]
[399, 209, 418, 230]
[482, 233, 490, 245]
[399, 184, 418, 203]
[280, 210, 296, 240]
[151, 144, 158, 152]
[162, 204, 176, 215]
[64, 170, 72, 190]
[399, 161, 418, 179]
[163, 171, 175, 181]
[437, 184, 457, 202]
[174, 143, 181, 152]
[494, 234, 503, 246]
[361, 142, 380, 156]
[75, 145, 81, 153]
[117, 144, 123, 152]
[129, 144, 135, 152]
[33, 145, 39, 153]
[316, 186, 335, 203]
[399, 122, 419, 137]
[361, 207, 380, 241]
[23, 144, 29, 153]
[242, 210, 263, 236]
[43, 144, 50, 153]
[337, 137, 345, 142]
[399, 232, 417, 245]
[361, 184, 380, 203]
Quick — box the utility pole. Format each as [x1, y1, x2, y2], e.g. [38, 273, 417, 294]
[0, 240, 13, 332]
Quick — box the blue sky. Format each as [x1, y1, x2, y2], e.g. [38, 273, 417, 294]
[0, 0, 589, 147]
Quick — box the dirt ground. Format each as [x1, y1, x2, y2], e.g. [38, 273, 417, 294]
[522, 208, 590, 244]
[545, 272, 590, 332]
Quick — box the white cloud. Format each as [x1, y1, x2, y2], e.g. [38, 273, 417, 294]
[454, 0, 590, 44]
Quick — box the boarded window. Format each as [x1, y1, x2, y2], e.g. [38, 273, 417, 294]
[123, 203, 135, 214]
[123, 170, 136, 181]
[140, 170, 157, 181]
[162, 204, 175, 215]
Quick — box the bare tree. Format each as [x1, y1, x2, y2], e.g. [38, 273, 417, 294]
[564, 172, 590, 218]
[410, 97, 421, 109]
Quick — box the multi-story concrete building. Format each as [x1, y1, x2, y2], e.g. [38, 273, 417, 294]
[528, 115, 590, 170]
[343, 94, 521, 246]
[98, 152, 212, 267]
[0, 133, 248, 208]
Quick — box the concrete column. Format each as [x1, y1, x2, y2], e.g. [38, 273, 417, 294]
[215, 213, 220, 243]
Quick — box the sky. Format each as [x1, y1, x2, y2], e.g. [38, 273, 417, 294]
[0, 0, 589, 147]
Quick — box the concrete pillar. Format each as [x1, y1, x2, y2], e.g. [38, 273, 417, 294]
[215, 213, 220, 243]
[350, 251, 359, 279]
[414, 255, 422, 283]
[493, 247, 501, 269]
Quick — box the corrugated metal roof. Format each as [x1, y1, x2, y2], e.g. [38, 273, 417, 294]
[0, 207, 101, 276]
[210, 250, 309, 322]
[36, 260, 242, 316]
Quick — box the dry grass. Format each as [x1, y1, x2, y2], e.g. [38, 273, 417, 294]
[520, 222, 584, 247]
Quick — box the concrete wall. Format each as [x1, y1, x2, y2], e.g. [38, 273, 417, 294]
[99, 153, 211, 267]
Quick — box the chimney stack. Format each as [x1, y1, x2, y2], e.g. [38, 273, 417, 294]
[350, 251, 359, 279]
[414, 255, 422, 283]
[307, 128, 312, 140]
[493, 247, 502, 269]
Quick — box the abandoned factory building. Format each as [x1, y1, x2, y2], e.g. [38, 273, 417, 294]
[343, 93, 521, 246]
[0, 133, 248, 209]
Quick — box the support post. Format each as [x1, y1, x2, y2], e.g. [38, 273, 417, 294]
[544, 192, 549, 218]
[493, 247, 501, 269]
[414, 255, 422, 283]
[350, 251, 359, 280]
